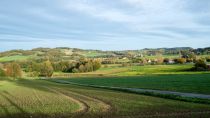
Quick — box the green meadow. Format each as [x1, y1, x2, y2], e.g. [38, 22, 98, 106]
[0, 55, 33, 62]
[60, 74, 210, 94]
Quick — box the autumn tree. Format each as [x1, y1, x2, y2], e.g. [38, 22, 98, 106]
[39, 61, 54, 77]
[5, 62, 22, 78]
[175, 58, 186, 64]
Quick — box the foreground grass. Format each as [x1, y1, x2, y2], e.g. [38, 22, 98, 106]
[0, 80, 80, 118]
[59, 74, 210, 95]
[1, 79, 210, 118]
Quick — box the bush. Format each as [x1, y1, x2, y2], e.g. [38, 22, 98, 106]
[192, 60, 208, 71]
[175, 58, 186, 64]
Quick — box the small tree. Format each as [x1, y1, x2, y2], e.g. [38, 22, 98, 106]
[39, 61, 54, 77]
[78, 65, 85, 73]
[193, 60, 208, 71]
[156, 57, 164, 65]
[5, 62, 22, 78]
[175, 58, 186, 64]
[92, 60, 101, 71]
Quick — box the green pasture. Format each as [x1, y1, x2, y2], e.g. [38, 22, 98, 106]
[84, 64, 210, 76]
[60, 74, 210, 95]
[0, 55, 33, 62]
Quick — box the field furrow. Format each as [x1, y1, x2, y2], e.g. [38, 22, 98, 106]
[43, 86, 88, 114]
[51, 87, 112, 113]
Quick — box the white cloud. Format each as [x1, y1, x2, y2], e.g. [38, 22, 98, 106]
[61, 0, 135, 23]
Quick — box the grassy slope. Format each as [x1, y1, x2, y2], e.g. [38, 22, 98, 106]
[0, 55, 33, 62]
[60, 74, 210, 95]
[1, 79, 210, 118]
[86, 64, 210, 76]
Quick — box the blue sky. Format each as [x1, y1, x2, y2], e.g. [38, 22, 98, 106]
[0, 0, 210, 51]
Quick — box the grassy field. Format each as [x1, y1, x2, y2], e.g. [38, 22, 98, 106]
[53, 64, 210, 96]
[58, 74, 210, 95]
[90, 64, 210, 75]
[80, 51, 108, 57]
[0, 55, 33, 62]
[53, 64, 210, 77]
[1, 78, 210, 118]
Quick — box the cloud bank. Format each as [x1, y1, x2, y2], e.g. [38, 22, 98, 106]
[0, 0, 210, 51]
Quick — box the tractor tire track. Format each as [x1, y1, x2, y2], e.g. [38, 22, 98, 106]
[53, 87, 112, 113]
[33, 89, 45, 107]
[43, 86, 89, 115]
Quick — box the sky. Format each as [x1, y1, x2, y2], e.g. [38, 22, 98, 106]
[0, 0, 210, 51]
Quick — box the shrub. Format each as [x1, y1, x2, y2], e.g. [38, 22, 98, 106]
[192, 60, 208, 71]
[175, 58, 186, 64]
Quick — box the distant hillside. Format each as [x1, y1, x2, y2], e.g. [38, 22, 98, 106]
[0, 47, 209, 62]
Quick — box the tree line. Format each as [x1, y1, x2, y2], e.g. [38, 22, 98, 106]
[0, 58, 101, 78]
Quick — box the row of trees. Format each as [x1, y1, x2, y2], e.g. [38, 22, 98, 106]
[24, 59, 101, 77]
[52, 59, 101, 73]
[0, 61, 54, 78]
[0, 59, 102, 78]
